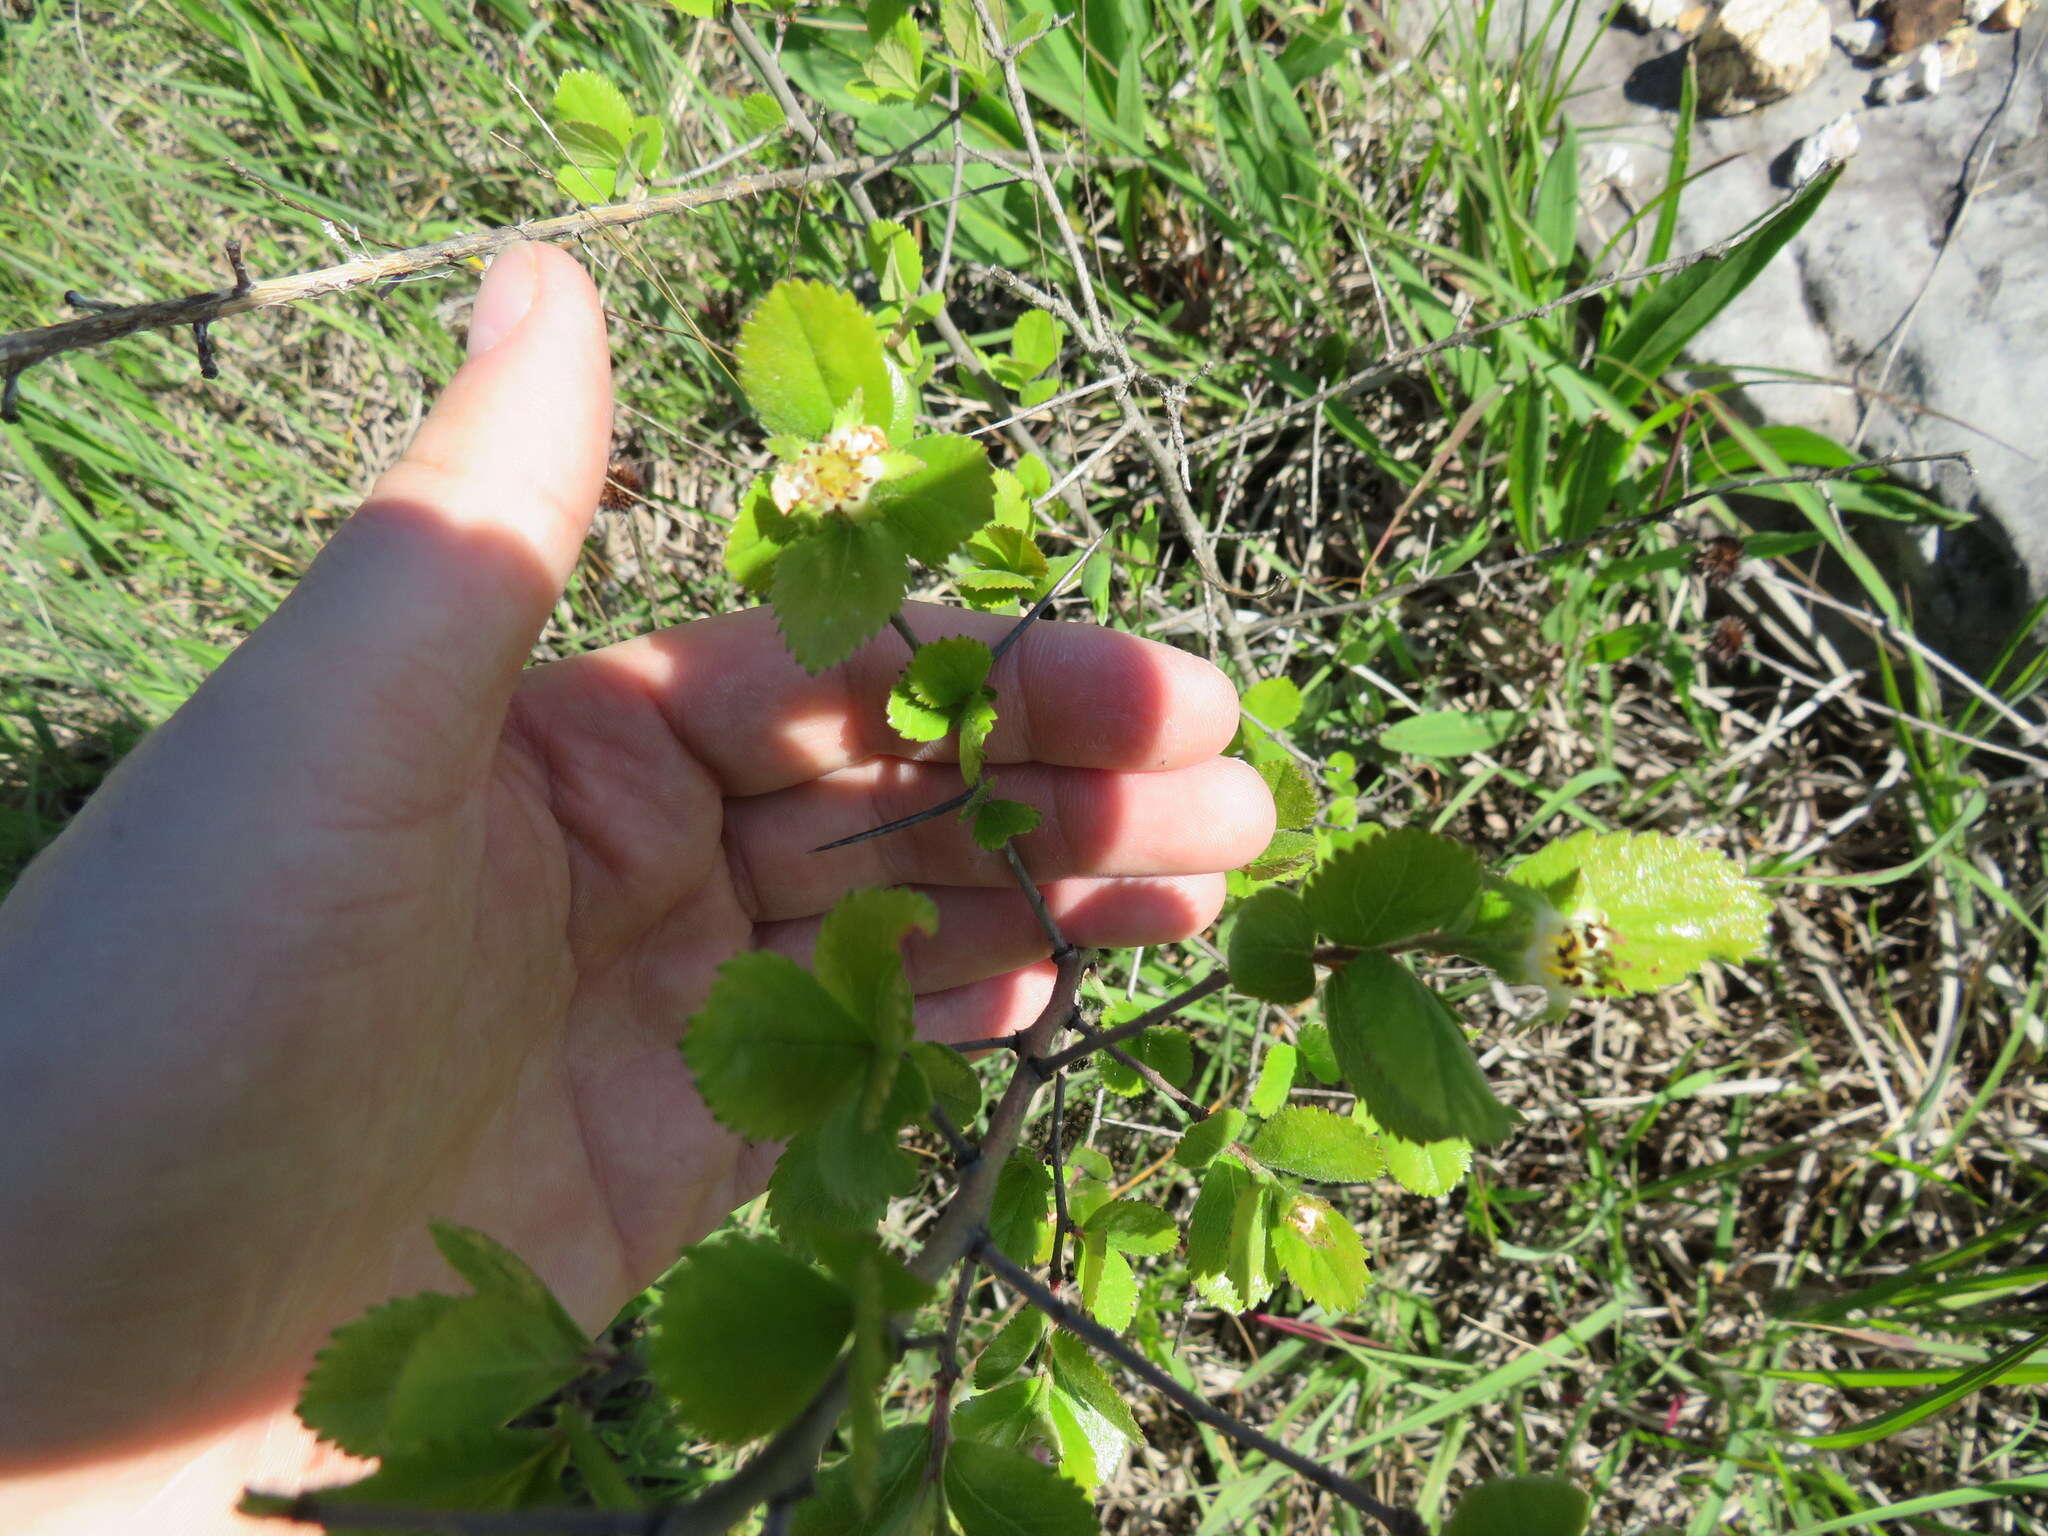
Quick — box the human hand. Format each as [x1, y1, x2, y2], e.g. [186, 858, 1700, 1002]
[0, 244, 1272, 1497]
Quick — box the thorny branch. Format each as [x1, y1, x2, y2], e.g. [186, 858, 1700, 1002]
[977, 1245, 1427, 1536]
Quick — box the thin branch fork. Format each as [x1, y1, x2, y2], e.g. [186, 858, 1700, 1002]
[0, 149, 975, 380]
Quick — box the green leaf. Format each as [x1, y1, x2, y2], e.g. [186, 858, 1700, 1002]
[1375, 1123, 1473, 1197]
[739, 89, 785, 134]
[971, 797, 1041, 849]
[738, 280, 895, 440]
[724, 478, 784, 592]
[770, 516, 910, 674]
[1084, 1199, 1179, 1255]
[1271, 1194, 1371, 1314]
[1296, 1023, 1340, 1084]
[1531, 121, 1580, 272]
[1186, 1158, 1248, 1308]
[297, 1292, 462, 1456]
[946, 1440, 1101, 1536]
[872, 433, 996, 565]
[256, 1429, 567, 1521]
[909, 1040, 981, 1127]
[1229, 886, 1317, 1003]
[681, 951, 871, 1139]
[1225, 1174, 1275, 1313]
[1506, 830, 1770, 994]
[559, 1404, 641, 1512]
[1240, 676, 1303, 731]
[989, 1153, 1054, 1267]
[1303, 826, 1482, 948]
[1248, 1105, 1385, 1182]
[1442, 1474, 1592, 1536]
[1599, 165, 1840, 409]
[1378, 709, 1521, 758]
[1048, 1330, 1144, 1446]
[556, 118, 626, 170]
[793, 1423, 934, 1536]
[863, 219, 922, 305]
[860, 8, 926, 100]
[1009, 309, 1064, 376]
[647, 1234, 852, 1443]
[1249, 1043, 1298, 1117]
[554, 163, 616, 203]
[1077, 1235, 1136, 1332]
[1804, 1328, 2048, 1450]
[1175, 1108, 1249, 1171]
[958, 689, 999, 782]
[886, 684, 951, 742]
[902, 635, 994, 707]
[386, 1293, 589, 1446]
[955, 1377, 1059, 1457]
[428, 1224, 584, 1354]
[939, 0, 995, 85]
[815, 886, 935, 1065]
[1241, 828, 1317, 882]
[1045, 1382, 1123, 1489]
[767, 1093, 919, 1249]
[553, 69, 634, 143]
[1324, 954, 1520, 1147]
[1257, 757, 1318, 829]
[1130, 1026, 1192, 1088]
[974, 1308, 1047, 1389]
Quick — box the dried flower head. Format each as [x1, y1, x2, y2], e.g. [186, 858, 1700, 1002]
[1705, 616, 1750, 666]
[599, 457, 646, 512]
[1694, 534, 1746, 589]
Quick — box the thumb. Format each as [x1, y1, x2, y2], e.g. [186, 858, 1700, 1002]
[242, 241, 612, 778]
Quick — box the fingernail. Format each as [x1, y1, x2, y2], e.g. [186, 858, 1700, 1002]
[466, 243, 540, 358]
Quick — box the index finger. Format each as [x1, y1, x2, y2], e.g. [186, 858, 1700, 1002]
[522, 601, 1242, 795]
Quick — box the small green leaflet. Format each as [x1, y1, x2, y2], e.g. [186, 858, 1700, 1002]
[244, 1429, 568, 1522]
[1084, 1199, 1179, 1255]
[738, 280, 897, 441]
[1258, 756, 1318, 829]
[792, 1423, 935, 1536]
[681, 957, 872, 1140]
[384, 1292, 590, 1448]
[769, 516, 911, 674]
[428, 1224, 584, 1350]
[1229, 886, 1317, 1003]
[1249, 1042, 1298, 1116]
[1240, 676, 1303, 732]
[1296, 1022, 1341, 1083]
[945, 1438, 1101, 1536]
[1048, 1330, 1144, 1448]
[766, 1088, 920, 1250]
[296, 1292, 463, 1455]
[971, 796, 1041, 850]
[909, 1039, 981, 1126]
[1098, 1026, 1193, 1097]
[1377, 1127, 1473, 1197]
[869, 433, 998, 566]
[1271, 1194, 1372, 1314]
[1323, 953, 1520, 1147]
[1378, 708, 1522, 758]
[954, 1377, 1059, 1458]
[989, 1153, 1055, 1266]
[973, 1307, 1048, 1388]
[1506, 829, 1770, 993]
[1441, 1474, 1592, 1536]
[1303, 825, 1481, 948]
[813, 887, 936, 1118]
[1175, 1108, 1248, 1170]
[738, 89, 785, 134]
[1186, 1157, 1250, 1310]
[647, 1234, 852, 1443]
[1077, 1237, 1136, 1331]
[1225, 1172, 1275, 1313]
[1247, 1106, 1385, 1183]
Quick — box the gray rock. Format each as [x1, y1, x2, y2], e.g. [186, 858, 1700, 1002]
[1390, 1, 2048, 667]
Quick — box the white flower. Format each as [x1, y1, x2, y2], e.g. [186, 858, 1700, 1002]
[769, 423, 895, 516]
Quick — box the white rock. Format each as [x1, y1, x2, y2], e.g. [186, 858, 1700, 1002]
[1833, 17, 1887, 58]
[1870, 41, 1943, 103]
[1790, 113, 1863, 186]
[1696, 0, 1833, 116]
[1964, 0, 2003, 21]
[1625, 0, 1692, 24]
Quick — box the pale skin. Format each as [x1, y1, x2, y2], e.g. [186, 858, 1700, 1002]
[0, 244, 1273, 1533]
